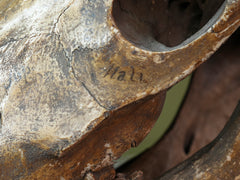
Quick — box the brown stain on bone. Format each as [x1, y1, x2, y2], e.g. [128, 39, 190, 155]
[0, 0, 239, 179]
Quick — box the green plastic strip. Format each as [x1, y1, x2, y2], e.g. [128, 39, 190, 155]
[114, 75, 192, 169]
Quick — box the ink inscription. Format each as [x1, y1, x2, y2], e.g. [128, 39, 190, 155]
[104, 64, 144, 82]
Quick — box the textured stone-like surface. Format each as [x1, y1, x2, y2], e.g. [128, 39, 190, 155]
[116, 28, 240, 179]
[0, 0, 239, 179]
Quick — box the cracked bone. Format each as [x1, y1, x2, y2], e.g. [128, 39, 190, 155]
[0, 0, 239, 179]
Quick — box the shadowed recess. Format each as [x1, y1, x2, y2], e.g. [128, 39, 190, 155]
[112, 0, 225, 51]
[183, 131, 195, 155]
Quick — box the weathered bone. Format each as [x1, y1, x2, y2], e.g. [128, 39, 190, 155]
[160, 102, 240, 180]
[0, 0, 239, 179]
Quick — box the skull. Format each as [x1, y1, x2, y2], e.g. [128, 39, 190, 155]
[0, 0, 239, 179]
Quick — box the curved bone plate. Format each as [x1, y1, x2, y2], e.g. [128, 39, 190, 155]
[160, 102, 240, 180]
[0, 0, 239, 179]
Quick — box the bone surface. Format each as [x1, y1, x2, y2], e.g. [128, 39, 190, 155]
[0, 0, 239, 179]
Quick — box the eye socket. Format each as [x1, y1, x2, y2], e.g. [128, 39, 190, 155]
[112, 0, 225, 51]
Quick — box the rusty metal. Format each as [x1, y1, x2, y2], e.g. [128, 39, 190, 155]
[0, 0, 239, 179]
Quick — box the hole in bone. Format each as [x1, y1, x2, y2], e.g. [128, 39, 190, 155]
[131, 140, 137, 148]
[183, 131, 195, 155]
[112, 0, 225, 50]
[178, 2, 191, 12]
